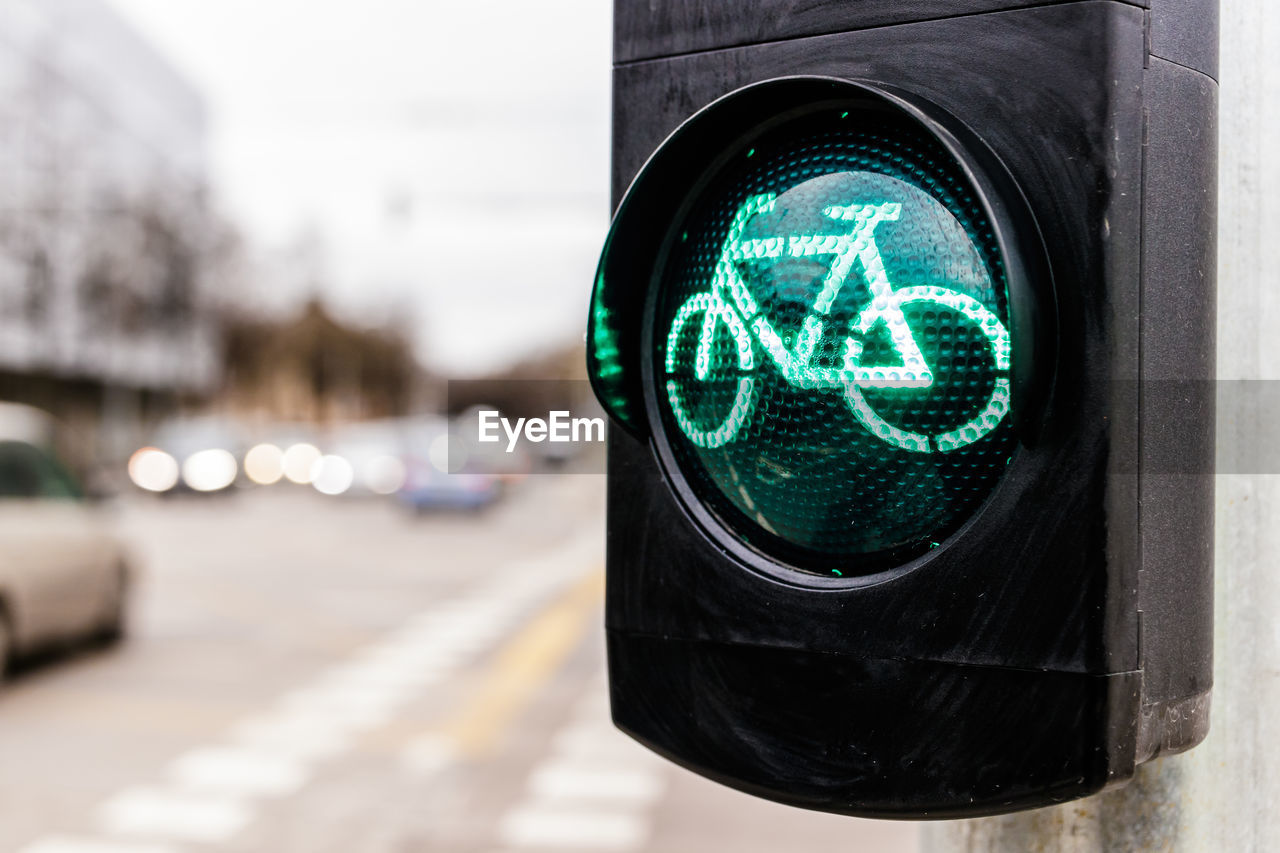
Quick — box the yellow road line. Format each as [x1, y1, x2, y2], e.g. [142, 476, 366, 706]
[439, 568, 605, 758]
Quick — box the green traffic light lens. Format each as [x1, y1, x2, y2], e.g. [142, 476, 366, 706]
[654, 107, 1016, 575]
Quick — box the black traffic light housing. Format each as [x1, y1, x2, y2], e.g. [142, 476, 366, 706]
[589, 0, 1216, 818]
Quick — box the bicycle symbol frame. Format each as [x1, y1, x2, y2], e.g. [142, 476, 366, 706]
[664, 192, 1012, 453]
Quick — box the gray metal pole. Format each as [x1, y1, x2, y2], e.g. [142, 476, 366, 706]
[922, 2, 1278, 850]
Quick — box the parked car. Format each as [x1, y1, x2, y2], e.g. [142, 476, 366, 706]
[0, 403, 131, 677]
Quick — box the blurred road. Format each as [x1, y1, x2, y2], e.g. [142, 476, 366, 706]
[0, 478, 918, 853]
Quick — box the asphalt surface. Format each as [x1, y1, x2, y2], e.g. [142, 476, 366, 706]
[0, 477, 919, 853]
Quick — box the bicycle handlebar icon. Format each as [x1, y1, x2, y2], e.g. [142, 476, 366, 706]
[664, 192, 1012, 453]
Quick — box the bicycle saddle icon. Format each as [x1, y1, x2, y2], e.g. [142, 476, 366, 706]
[664, 192, 1012, 453]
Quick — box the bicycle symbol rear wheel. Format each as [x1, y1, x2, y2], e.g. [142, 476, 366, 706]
[664, 292, 758, 449]
[845, 286, 1011, 453]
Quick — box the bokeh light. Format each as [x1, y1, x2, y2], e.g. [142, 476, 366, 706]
[128, 447, 180, 493]
[182, 448, 239, 492]
[429, 432, 470, 474]
[311, 455, 354, 496]
[244, 443, 285, 485]
[282, 443, 322, 484]
[362, 454, 406, 495]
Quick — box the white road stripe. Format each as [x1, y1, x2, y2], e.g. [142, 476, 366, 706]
[290, 675, 420, 710]
[528, 762, 665, 805]
[497, 807, 650, 851]
[492, 673, 666, 852]
[353, 646, 469, 673]
[277, 687, 400, 728]
[97, 788, 251, 843]
[551, 727, 656, 765]
[229, 712, 351, 761]
[168, 746, 308, 797]
[400, 733, 459, 778]
[334, 654, 452, 683]
[319, 661, 442, 690]
[17, 837, 180, 853]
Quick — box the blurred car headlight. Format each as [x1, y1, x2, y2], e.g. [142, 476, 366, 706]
[244, 443, 285, 485]
[182, 448, 238, 492]
[362, 455, 406, 495]
[282, 443, 322, 484]
[311, 455, 354, 496]
[128, 447, 179, 492]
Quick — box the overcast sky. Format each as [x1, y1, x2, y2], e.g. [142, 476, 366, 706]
[108, 0, 612, 376]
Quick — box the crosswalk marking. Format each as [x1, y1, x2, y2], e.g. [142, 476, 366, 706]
[168, 746, 308, 798]
[97, 787, 251, 843]
[497, 807, 651, 850]
[400, 733, 460, 778]
[551, 726, 655, 763]
[492, 674, 667, 852]
[528, 761, 665, 805]
[229, 710, 352, 761]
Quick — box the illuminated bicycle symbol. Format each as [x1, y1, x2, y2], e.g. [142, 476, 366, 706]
[664, 192, 1012, 452]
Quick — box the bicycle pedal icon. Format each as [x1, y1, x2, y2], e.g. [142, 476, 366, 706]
[664, 192, 1012, 453]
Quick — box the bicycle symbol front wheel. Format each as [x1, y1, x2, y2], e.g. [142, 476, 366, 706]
[664, 292, 758, 449]
[845, 286, 1012, 453]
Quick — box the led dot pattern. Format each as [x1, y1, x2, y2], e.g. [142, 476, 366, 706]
[655, 109, 1016, 574]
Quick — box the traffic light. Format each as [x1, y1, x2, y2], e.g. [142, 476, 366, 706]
[587, 1, 1216, 820]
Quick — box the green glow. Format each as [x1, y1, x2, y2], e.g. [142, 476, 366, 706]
[592, 297, 623, 381]
[663, 196, 1008, 449]
[587, 289, 631, 423]
[656, 111, 1019, 570]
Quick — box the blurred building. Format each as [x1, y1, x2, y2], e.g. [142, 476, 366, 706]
[0, 0, 216, 463]
[222, 300, 423, 427]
